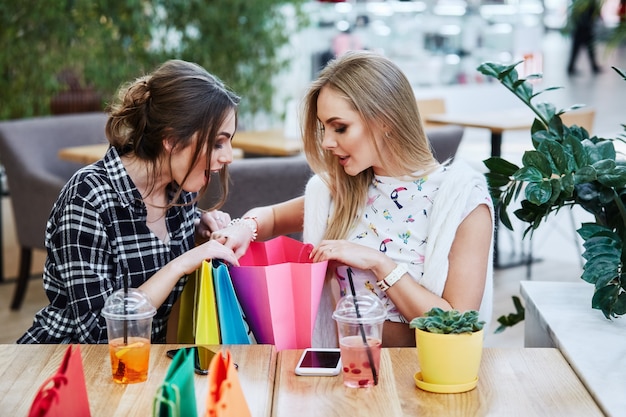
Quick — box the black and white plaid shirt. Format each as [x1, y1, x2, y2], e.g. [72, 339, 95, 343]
[18, 146, 197, 344]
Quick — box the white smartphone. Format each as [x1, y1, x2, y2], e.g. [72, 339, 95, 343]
[294, 348, 342, 376]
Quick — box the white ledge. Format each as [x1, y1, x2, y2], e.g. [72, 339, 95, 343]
[521, 280, 626, 417]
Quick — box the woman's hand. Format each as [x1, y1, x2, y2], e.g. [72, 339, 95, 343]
[140, 239, 239, 308]
[311, 240, 395, 276]
[210, 219, 256, 258]
[195, 210, 232, 243]
[180, 239, 240, 275]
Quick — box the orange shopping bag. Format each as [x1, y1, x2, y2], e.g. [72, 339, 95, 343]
[28, 345, 91, 417]
[205, 350, 251, 417]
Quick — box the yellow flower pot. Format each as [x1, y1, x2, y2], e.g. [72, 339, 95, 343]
[414, 328, 483, 392]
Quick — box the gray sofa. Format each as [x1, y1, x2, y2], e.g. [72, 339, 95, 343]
[0, 112, 108, 309]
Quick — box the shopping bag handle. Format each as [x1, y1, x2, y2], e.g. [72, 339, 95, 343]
[153, 383, 181, 417]
[28, 375, 68, 417]
[298, 243, 314, 262]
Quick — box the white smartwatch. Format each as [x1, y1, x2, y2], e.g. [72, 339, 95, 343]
[376, 263, 409, 292]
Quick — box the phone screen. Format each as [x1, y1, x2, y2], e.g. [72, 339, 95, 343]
[166, 346, 217, 375]
[299, 350, 341, 368]
[295, 348, 342, 376]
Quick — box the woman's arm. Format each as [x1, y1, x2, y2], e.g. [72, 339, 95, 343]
[244, 196, 305, 239]
[311, 203, 492, 321]
[138, 239, 239, 308]
[210, 196, 305, 256]
[388, 204, 491, 320]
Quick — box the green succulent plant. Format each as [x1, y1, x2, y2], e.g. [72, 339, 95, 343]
[477, 61, 626, 323]
[410, 307, 485, 334]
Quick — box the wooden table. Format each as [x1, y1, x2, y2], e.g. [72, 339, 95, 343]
[0, 344, 276, 417]
[58, 144, 244, 164]
[425, 109, 534, 158]
[273, 348, 603, 417]
[58, 143, 110, 164]
[233, 130, 302, 157]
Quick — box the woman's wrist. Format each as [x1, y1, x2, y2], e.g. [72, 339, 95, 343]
[376, 263, 409, 292]
[227, 216, 258, 241]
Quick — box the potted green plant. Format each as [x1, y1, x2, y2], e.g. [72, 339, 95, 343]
[409, 307, 485, 393]
[477, 61, 626, 329]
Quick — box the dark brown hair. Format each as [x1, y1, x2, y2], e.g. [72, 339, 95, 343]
[105, 59, 240, 207]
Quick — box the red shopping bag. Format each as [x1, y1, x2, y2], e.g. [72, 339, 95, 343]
[229, 236, 328, 351]
[28, 345, 91, 417]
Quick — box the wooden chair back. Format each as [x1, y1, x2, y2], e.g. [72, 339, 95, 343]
[417, 98, 447, 130]
[561, 108, 595, 133]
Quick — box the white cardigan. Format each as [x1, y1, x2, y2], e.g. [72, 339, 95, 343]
[304, 160, 494, 347]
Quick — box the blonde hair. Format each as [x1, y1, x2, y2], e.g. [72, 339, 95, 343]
[105, 59, 240, 209]
[302, 51, 438, 240]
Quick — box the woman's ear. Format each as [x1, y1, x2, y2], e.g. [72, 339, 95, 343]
[162, 135, 176, 153]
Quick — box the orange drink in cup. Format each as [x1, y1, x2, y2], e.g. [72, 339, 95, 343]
[109, 336, 151, 383]
[102, 288, 156, 384]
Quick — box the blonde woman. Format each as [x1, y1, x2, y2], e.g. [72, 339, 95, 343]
[214, 51, 494, 347]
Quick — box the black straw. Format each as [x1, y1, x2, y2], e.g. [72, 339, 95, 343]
[123, 279, 128, 344]
[346, 268, 378, 385]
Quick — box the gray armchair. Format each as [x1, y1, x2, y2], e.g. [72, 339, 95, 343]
[426, 125, 464, 163]
[200, 155, 314, 241]
[0, 112, 108, 309]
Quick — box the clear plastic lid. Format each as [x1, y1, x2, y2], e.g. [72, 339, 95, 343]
[332, 293, 387, 325]
[101, 288, 156, 320]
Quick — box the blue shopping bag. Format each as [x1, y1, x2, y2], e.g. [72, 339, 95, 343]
[212, 260, 254, 344]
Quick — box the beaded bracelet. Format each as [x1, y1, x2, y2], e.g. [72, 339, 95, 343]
[227, 217, 258, 241]
[376, 263, 409, 292]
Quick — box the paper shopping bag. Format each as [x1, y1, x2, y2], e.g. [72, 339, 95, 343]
[28, 345, 91, 417]
[178, 260, 221, 344]
[229, 236, 328, 351]
[212, 260, 254, 344]
[153, 347, 197, 417]
[205, 350, 251, 417]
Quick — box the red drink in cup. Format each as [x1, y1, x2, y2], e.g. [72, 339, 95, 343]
[333, 293, 386, 388]
[339, 335, 382, 388]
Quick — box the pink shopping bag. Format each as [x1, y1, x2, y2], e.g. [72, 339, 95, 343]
[229, 236, 328, 351]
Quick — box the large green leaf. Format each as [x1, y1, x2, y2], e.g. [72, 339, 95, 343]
[598, 165, 626, 187]
[538, 140, 570, 175]
[592, 285, 620, 319]
[525, 181, 553, 205]
[562, 132, 588, 170]
[484, 157, 519, 176]
[581, 258, 619, 284]
[575, 166, 598, 183]
[498, 205, 513, 230]
[522, 150, 552, 176]
[614, 293, 626, 315]
[514, 166, 544, 182]
[485, 172, 512, 188]
[559, 172, 576, 198]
